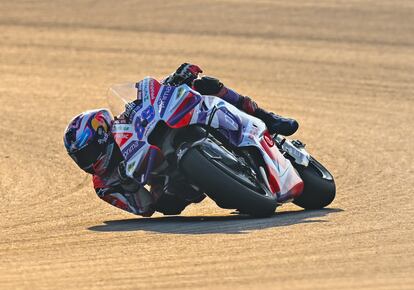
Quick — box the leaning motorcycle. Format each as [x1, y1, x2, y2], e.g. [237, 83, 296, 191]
[107, 78, 335, 217]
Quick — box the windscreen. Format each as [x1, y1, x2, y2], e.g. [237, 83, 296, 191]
[106, 82, 138, 117]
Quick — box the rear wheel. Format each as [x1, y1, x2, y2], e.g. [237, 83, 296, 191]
[292, 157, 336, 209]
[179, 138, 277, 217]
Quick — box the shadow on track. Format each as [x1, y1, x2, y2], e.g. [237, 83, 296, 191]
[88, 208, 343, 234]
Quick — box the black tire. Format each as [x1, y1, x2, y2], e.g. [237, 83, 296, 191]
[179, 143, 277, 217]
[292, 157, 336, 209]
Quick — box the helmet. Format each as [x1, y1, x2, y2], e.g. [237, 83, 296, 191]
[64, 109, 119, 175]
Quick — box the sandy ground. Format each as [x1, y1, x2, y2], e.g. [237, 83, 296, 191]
[1, 0, 413, 289]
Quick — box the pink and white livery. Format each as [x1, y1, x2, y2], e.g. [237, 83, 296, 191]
[107, 77, 336, 216]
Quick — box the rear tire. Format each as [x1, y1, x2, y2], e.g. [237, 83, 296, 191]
[292, 157, 336, 209]
[179, 141, 277, 217]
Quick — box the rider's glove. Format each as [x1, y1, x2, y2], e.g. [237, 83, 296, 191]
[117, 161, 132, 184]
[193, 76, 224, 95]
[164, 63, 203, 86]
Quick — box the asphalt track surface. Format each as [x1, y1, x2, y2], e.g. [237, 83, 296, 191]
[1, 1, 413, 289]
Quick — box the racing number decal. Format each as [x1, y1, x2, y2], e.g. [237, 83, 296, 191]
[134, 106, 155, 139]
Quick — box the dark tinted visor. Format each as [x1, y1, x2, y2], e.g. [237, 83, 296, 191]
[69, 141, 104, 170]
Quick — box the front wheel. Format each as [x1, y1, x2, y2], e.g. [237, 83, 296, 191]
[292, 157, 336, 209]
[179, 139, 278, 217]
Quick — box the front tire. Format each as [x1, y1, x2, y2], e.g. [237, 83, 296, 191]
[179, 139, 277, 217]
[292, 157, 336, 209]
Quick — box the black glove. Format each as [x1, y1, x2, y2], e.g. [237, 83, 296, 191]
[193, 76, 224, 95]
[117, 161, 133, 184]
[164, 63, 203, 86]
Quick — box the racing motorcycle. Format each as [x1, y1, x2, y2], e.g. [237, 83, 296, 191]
[107, 78, 336, 217]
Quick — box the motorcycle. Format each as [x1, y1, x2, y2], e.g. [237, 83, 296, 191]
[107, 77, 336, 217]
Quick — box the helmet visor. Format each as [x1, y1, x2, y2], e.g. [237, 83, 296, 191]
[69, 142, 103, 173]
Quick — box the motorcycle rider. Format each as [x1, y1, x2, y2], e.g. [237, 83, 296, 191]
[63, 63, 299, 217]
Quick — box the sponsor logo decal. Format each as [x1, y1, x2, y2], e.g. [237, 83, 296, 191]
[124, 101, 142, 121]
[97, 128, 109, 145]
[127, 161, 136, 172]
[113, 132, 133, 147]
[135, 80, 149, 103]
[176, 87, 187, 99]
[149, 79, 161, 105]
[157, 86, 175, 117]
[113, 123, 133, 131]
[121, 140, 144, 160]
[91, 112, 110, 145]
[142, 79, 150, 103]
[136, 81, 142, 100]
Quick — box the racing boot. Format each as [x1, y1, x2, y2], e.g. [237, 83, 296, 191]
[193, 76, 299, 136]
[254, 107, 299, 136]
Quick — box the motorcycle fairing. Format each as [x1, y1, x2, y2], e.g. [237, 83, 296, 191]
[112, 78, 201, 183]
[188, 96, 303, 201]
[111, 77, 303, 201]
